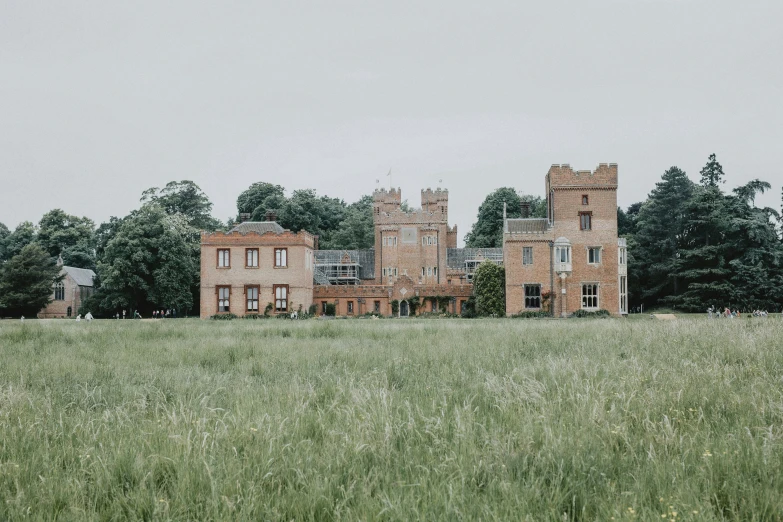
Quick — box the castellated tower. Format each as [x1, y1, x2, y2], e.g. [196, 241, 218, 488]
[372, 187, 453, 285]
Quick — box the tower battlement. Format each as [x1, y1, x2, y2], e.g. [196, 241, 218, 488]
[547, 163, 618, 187]
[373, 187, 402, 214]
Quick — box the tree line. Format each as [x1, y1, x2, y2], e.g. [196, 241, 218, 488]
[621, 154, 783, 312]
[0, 181, 375, 317]
[1, 154, 780, 317]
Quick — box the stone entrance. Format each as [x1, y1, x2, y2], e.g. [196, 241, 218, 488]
[399, 300, 409, 317]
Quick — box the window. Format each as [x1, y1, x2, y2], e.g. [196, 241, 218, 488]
[217, 286, 230, 312]
[67, 306, 72, 317]
[274, 248, 287, 267]
[582, 195, 589, 205]
[385, 236, 397, 246]
[556, 246, 571, 264]
[618, 247, 626, 265]
[246, 248, 259, 268]
[217, 249, 230, 268]
[321, 301, 327, 314]
[524, 284, 541, 308]
[522, 247, 533, 265]
[421, 267, 425, 277]
[581, 284, 599, 309]
[427, 267, 432, 276]
[54, 282, 65, 301]
[274, 285, 288, 312]
[433, 267, 437, 277]
[619, 276, 628, 314]
[347, 301, 354, 314]
[246, 285, 259, 312]
[374, 301, 380, 313]
[579, 212, 592, 231]
[587, 247, 601, 264]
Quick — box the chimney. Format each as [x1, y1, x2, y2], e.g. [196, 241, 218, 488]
[239, 213, 251, 223]
[265, 210, 277, 222]
[520, 201, 531, 218]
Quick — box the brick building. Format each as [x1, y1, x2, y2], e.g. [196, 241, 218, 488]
[200, 163, 626, 318]
[200, 220, 316, 318]
[38, 256, 96, 318]
[503, 163, 626, 316]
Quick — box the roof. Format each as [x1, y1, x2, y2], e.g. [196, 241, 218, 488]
[228, 221, 285, 235]
[506, 218, 550, 234]
[63, 266, 96, 287]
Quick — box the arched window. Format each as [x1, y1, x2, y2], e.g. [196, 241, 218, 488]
[67, 306, 72, 317]
[54, 282, 65, 301]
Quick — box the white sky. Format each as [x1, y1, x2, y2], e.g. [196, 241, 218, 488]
[1, 1, 781, 245]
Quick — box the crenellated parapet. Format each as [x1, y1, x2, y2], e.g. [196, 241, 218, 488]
[201, 229, 316, 248]
[374, 208, 449, 225]
[547, 163, 618, 189]
[373, 187, 402, 214]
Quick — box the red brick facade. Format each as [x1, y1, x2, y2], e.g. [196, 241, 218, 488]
[200, 164, 625, 318]
[504, 163, 626, 316]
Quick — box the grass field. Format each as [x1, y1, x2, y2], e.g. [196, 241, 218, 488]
[1, 317, 782, 520]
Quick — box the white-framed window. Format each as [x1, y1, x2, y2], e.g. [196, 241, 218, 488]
[524, 284, 541, 308]
[581, 283, 599, 309]
[427, 267, 432, 276]
[275, 248, 287, 267]
[619, 276, 628, 314]
[217, 249, 230, 268]
[246, 248, 259, 268]
[385, 236, 397, 247]
[421, 235, 437, 246]
[433, 267, 437, 277]
[619, 247, 626, 265]
[587, 247, 601, 264]
[421, 267, 425, 277]
[556, 246, 571, 264]
[394, 267, 398, 276]
[522, 247, 533, 265]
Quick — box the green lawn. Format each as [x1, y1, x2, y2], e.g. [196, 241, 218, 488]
[1, 317, 782, 520]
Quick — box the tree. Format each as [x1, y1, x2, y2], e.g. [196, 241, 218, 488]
[141, 180, 222, 231]
[472, 261, 505, 316]
[0, 243, 62, 317]
[465, 188, 547, 248]
[733, 179, 771, 206]
[0, 222, 9, 262]
[4, 222, 37, 261]
[325, 196, 374, 250]
[37, 209, 95, 268]
[618, 202, 642, 237]
[236, 182, 285, 218]
[699, 153, 725, 187]
[95, 204, 198, 315]
[632, 167, 696, 308]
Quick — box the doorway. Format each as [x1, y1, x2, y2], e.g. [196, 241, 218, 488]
[399, 300, 409, 317]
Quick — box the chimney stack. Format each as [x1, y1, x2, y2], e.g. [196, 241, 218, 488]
[520, 201, 531, 218]
[239, 213, 251, 223]
[265, 210, 277, 222]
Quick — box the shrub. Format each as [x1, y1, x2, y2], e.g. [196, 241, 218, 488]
[264, 303, 273, 317]
[324, 303, 336, 316]
[473, 261, 505, 317]
[570, 309, 611, 318]
[511, 310, 550, 319]
[211, 313, 237, 320]
[391, 300, 399, 315]
[308, 304, 317, 315]
[461, 296, 477, 318]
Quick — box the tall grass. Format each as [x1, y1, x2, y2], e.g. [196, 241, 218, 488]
[1, 317, 782, 520]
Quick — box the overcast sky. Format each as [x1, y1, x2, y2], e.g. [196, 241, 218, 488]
[1, 1, 781, 245]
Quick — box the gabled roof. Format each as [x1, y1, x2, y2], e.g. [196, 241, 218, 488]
[228, 221, 285, 235]
[63, 266, 96, 287]
[506, 218, 550, 234]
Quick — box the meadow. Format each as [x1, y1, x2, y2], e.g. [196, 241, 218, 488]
[1, 317, 782, 521]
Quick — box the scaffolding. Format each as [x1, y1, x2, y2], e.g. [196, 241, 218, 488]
[447, 248, 504, 282]
[314, 250, 375, 285]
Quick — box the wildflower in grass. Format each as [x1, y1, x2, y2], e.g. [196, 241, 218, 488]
[702, 450, 712, 457]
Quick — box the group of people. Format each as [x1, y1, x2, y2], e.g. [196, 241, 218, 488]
[113, 310, 143, 319]
[707, 306, 770, 319]
[152, 309, 177, 319]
